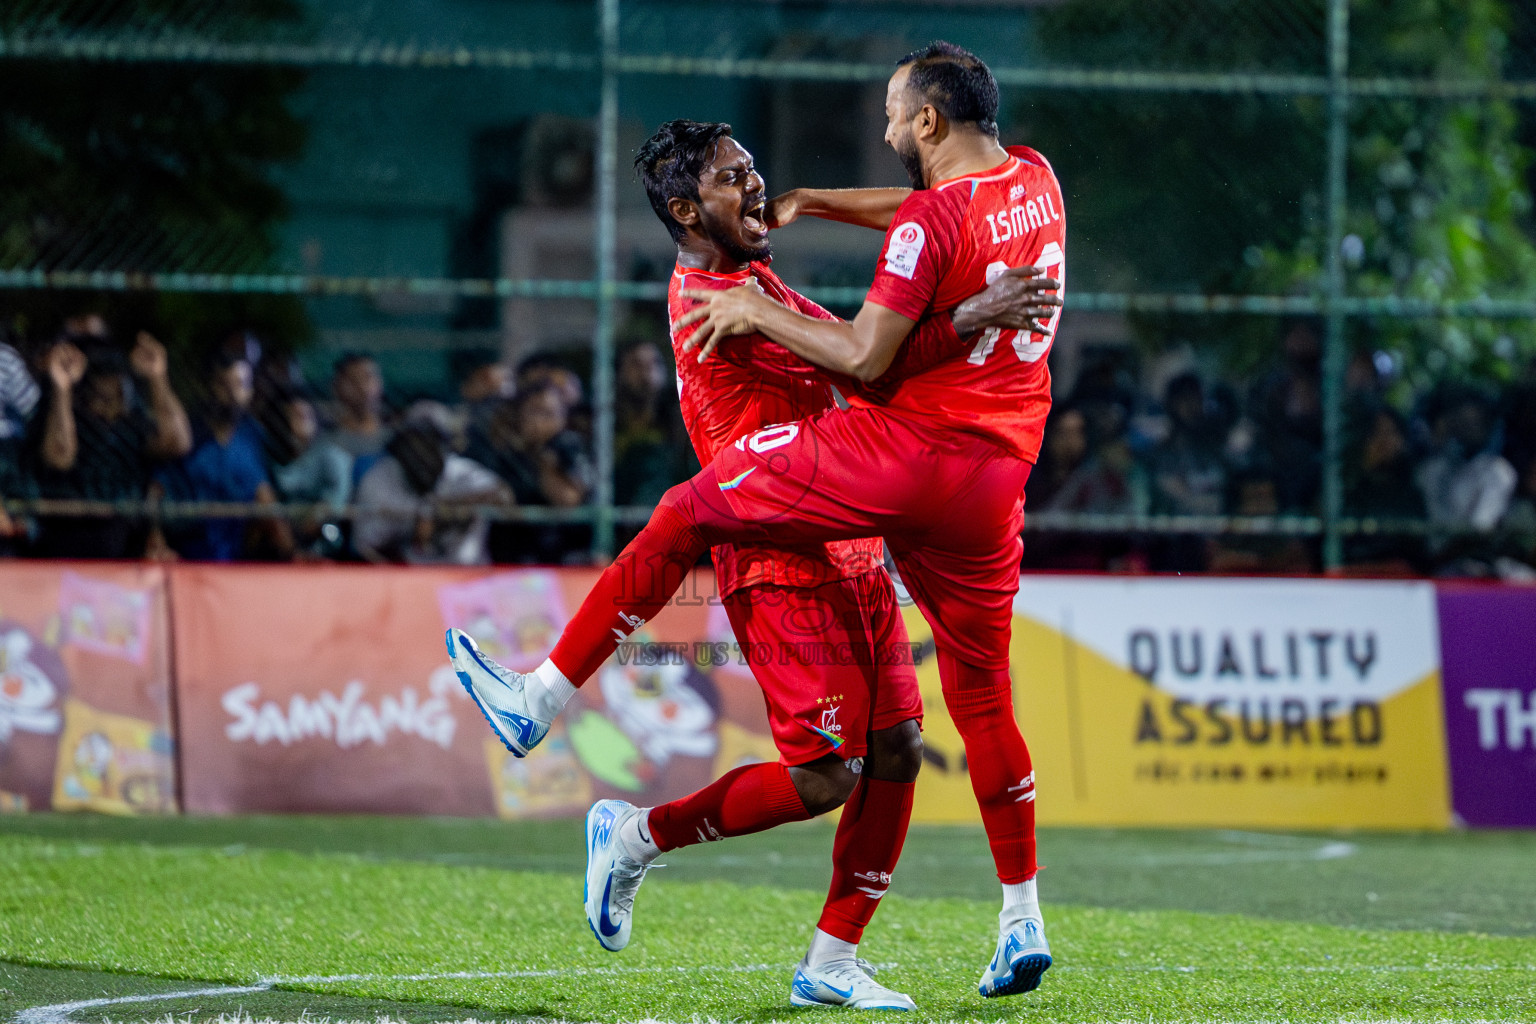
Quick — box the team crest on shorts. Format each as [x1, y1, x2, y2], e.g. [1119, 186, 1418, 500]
[801, 696, 846, 750]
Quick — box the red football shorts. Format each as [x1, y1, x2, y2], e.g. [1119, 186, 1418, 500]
[723, 568, 922, 766]
[710, 405, 1033, 671]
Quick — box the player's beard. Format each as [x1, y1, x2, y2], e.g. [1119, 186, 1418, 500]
[705, 205, 773, 265]
[894, 128, 926, 190]
[722, 234, 772, 265]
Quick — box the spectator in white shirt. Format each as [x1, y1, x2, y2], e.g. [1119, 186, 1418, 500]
[352, 421, 510, 565]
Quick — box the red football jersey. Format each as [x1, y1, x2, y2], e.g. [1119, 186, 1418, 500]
[667, 261, 884, 597]
[860, 145, 1065, 463]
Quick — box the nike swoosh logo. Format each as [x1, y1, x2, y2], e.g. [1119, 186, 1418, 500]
[820, 980, 853, 999]
[598, 875, 623, 936]
[717, 467, 756, 491]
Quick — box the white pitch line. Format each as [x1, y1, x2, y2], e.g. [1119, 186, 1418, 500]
[270, 962, 793, 984]
[16, 985, 272, 1024]
[13, 964, 790, 1024]
[17, 961, 1536, 1024]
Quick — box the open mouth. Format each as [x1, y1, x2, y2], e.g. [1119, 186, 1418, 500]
[741, 200, 767, 238]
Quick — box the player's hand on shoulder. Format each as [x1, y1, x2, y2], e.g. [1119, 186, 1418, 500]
[764, 190, 801, 229]
[677, 279, 769, 364]
[954, 265, 1062, 337]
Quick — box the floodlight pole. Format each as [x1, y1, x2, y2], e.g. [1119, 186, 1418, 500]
[592, 0, 621, 559]
[1321, 0, 1350, 571]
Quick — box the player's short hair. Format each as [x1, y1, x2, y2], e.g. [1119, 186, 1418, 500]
[635, 120, 736, 243]
[896, 41, 1000, 139]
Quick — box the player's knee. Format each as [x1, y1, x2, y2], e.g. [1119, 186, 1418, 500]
[657, 480, 694, 513]
[938, 651, 1014, 722]
[788, 756, 858, 816]
[866, 718, 923, 783]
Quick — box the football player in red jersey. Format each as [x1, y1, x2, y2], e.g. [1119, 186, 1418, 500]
[672, 43, 1064, 996]
[448, 117, 1056, 1011]
[669, 44, 1065, 998]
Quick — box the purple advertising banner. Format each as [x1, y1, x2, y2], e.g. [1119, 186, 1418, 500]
[1436, 584, 1536, 828]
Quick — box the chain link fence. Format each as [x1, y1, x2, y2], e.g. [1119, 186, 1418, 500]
[2, 0, 1534, 574]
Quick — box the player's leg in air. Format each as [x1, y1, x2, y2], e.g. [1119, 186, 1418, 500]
[449, 403, 1050, 996]
[451, 564, 923, 1010]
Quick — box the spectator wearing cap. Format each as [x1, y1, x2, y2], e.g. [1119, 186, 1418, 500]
[352, 421, 509, 565]
[321, 353, 390, 484]
[30, 329, 193, 558]
[153, 352, 288, 561]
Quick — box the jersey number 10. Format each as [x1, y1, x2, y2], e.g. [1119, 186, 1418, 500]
[967, 241, 1064, 366]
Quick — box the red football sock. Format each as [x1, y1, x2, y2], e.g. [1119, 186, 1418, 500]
[548, 495, 707, 686]
[548, 470, 770, 686]
[647, 762, 811, 852]
[816, 776, 916, 944]
[940, 650, 1038, 884]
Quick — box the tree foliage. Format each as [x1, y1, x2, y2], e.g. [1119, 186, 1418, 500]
[0, 0, 312, 363]
[1024, 0, 1536, 384]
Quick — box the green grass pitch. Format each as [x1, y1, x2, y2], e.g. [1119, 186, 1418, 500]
[1, 814, 1533, 1023]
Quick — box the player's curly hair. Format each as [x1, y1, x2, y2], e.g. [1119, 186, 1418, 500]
[897, 41, 999, 139]
[635, 119, 735, 243]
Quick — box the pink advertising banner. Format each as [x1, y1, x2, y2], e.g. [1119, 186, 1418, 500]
[171, 564, 777, 817]
[0, 562, 175, 814]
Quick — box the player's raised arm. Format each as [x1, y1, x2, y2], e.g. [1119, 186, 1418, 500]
[679, 266, 1062, 381]
[766, 188, 912, 231]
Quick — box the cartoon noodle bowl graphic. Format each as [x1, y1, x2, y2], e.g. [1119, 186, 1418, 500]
[0, 622, 69, 809]
[72, 731, 114, 795]
[598, 659, 718, 766]
[0, 628, 63, 741]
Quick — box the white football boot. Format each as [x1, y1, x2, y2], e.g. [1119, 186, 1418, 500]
[790, 958, 916, 1011]
[978, 916, 1052, 997]
[446, 628, 550, 757]
[584, 799, 654, 952]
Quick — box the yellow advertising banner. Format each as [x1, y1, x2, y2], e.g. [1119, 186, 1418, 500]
[908, 576, 1451, 830]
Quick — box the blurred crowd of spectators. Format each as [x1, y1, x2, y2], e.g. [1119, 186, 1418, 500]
[0, 310, 691, 565]
[1026, 319, 1536, 579]
[2, 312, 1532, 577]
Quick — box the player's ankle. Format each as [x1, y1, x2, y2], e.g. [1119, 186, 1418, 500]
[527, 659, 576, 719]
[618, 807, 661, 863]
[1000, 878, 1041, 927]
[805, 927, 859, 969]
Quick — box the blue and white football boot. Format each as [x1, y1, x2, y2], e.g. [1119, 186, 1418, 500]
[978, 917, 1052, 997]
[790, 958, 916, 1011]
[584, 799, 653, 952]
[445, 628, 550, 757]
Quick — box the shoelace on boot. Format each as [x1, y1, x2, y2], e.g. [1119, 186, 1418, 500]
[608, 858, 652, 915]
[816, 957, 882, 986]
